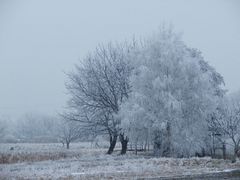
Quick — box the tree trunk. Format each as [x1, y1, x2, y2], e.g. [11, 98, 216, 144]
[107, 134, 117, 154]
[212, 133, 216, 158]
[153, 130, 162, 157]
[144, 132, 148, 151]
[119, 133, 129, 155]
[163, 122, 172, 157]
[66, 141, 70, 149]
[232, 146, 238, 163]
[135, 142, 138, 155]
[222, 143, 226, 160]
[144, 139, 148, 151]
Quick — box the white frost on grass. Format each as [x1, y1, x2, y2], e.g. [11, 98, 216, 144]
[0, 143, 240, 179]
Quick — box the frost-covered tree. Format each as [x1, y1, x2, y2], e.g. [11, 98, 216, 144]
[120, 27, 225, 157]
[65, 43, 132, 154]
[208, 95, 240, 162]
[57, 119, 81, 149]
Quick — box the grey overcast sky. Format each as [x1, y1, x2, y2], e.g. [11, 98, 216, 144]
[0, 0, 240, 118]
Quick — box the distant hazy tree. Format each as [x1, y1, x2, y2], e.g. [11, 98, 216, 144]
[65, 43, 132, 154]
[57, 119, 81, 149]
[0, 119, 6, 140]
[16, 113, 58, 142]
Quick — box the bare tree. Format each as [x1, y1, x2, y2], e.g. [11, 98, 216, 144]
[58, 120, 81, 149]
[208, 102, 240, 162]
[65, 43, 132, 154]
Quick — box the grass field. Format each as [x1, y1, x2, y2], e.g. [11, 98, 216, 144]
[0, 143, 240, 179]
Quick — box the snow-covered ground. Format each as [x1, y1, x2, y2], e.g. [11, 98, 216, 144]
[0, 143, 240, 179]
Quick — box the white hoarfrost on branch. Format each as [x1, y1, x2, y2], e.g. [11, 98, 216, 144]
[208, 95, 240, 162]
[65, 43, 133, 154]
[119, 27, 225, 157]
[65, 27, 225, 157]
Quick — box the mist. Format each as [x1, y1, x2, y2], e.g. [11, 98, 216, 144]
[0, 0, 240, 118]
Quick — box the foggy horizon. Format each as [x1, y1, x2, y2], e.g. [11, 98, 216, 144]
[1, 0, 240, 118]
